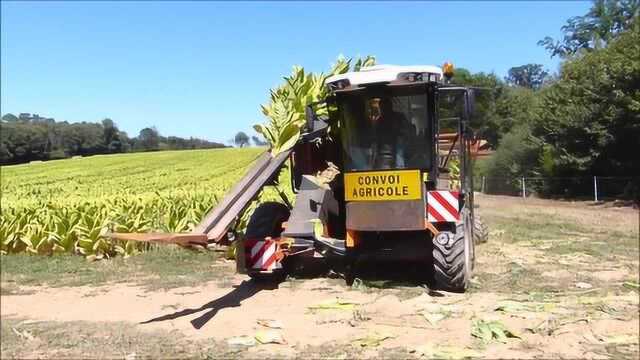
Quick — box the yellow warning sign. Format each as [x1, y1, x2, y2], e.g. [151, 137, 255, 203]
[344, 170, 422, 201]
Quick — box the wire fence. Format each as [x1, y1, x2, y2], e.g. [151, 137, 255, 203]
[474, 176, 640, 202]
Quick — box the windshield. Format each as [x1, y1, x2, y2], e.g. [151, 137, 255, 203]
[337, 86, 432, 171]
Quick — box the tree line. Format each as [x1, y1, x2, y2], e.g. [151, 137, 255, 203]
[231, 131, 268, 148]
[0, 114, 227, 165]
[457, 0, 639, 199]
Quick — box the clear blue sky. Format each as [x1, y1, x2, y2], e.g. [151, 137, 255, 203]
[1, 1, 591, 144]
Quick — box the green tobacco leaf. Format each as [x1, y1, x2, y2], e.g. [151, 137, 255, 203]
[494, 300, 551, 313]
[253, 124, 275, 144]
[255, 329, 286, 344]
[257, 319, 283, 329]
[472, 319, 520, 343]
[308, 298, 359, 311]
[351, 332, 394, 347]
[494, 301, 529, 313]
[414, 344, 481, 359]
[422, 311, 448, 326]
[257, 54, 375, 152]
[274, 122, 301, 154]
[227, 335, 256, 347]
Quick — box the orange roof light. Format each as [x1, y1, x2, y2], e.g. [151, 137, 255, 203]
[442, 62, 454, 79]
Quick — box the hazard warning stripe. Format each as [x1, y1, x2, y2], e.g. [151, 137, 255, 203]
[431, 191, 458, 218]
[249, 241, 270, 268]
[427, 191, 460, 222]
[245, 239, 280, 271]
[429, 198, 452, 221]
[428, 203, 447, 222]
[261, 251, 278, 270]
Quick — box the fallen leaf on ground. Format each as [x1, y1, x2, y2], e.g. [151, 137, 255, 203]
[575, 282, 593, 289]
[255, 330, 286, 345]
[422, 311, 448, 326]
[257, 319, 283, 329]
[414, 344, 481, 359]
[308, 298, 359, 311]
[494, 300, 530, 313]
[623, 281, 640, 291]
[526, 316, 588, 336]
[227, 336, 256, 347]
[352, 332, 394, 347]
[11, 328, 35, 341]
[595, 303, 621, 317]
[471, 319, 520, 343]
[494, 300, 555, 314]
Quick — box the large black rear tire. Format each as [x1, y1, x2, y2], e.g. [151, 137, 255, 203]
[244, 202, 290, 281]
[432, 209, 473, 292]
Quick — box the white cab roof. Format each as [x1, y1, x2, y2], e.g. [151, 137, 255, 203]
[326, 64, 443, 87]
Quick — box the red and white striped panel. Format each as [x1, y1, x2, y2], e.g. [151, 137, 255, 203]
[427, 191, 460, 222]
[244, 238, 282, 271]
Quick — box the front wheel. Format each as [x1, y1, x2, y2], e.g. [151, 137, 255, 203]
[431, 209, 473, 292]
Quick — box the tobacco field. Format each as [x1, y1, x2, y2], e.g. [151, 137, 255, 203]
[1, 148, 267, 257]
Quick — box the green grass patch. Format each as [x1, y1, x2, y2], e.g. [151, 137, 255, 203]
[486, 212, 585, 243]
[1, 247, 233, 292]
[484, 211, 638, 259]
[474, 261, 558, 295]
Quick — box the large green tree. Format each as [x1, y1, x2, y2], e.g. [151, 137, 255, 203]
[539, 0, 639, 58]
[449, 68, 542, 149]
[137, 127, 160, 151]
[534, 23, 640, 176]
[234, 131, 250, 148]
[102, 118, 122, 153]
[505, 64, 549, 89]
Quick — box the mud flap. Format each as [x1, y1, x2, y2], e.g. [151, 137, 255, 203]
[237, 237, 289, 274]
[245, 238, 282, 272]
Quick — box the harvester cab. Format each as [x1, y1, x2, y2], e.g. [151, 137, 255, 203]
[111, 63, 484, 292]
[280, 64, 478, 291]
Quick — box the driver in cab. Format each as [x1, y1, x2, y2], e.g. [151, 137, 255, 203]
[368, 97, 414, 169]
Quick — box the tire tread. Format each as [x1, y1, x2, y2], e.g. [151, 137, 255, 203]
[432, 220, 468, 292]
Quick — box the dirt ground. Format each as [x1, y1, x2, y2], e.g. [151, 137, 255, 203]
[2, 194, 639, 359]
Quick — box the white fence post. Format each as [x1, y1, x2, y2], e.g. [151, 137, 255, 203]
[594, 176, 598, 202]
[481, 176, 486, 193]
[522, 177, 526, 199]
